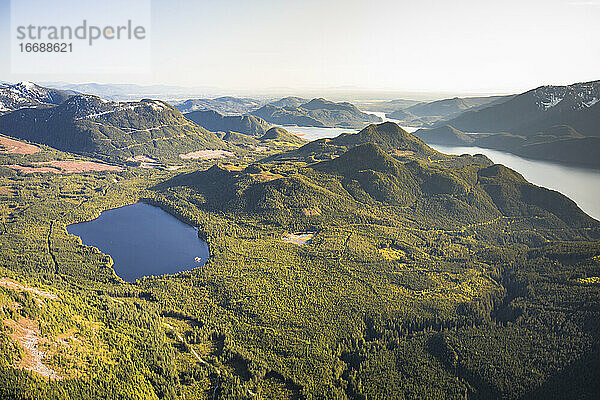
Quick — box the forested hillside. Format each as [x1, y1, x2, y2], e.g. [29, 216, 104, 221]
[0, 122, 599, 399]
[0, 95, 231, 163]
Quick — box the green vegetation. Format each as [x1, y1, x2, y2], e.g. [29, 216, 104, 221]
[0, 95, 234, 163]
[416, 124, 600, 168]
[184, 110, 270, 136]
[259, 127, 306, 146]
[252, 98, 381, 129]
[0, 122, 599, 399]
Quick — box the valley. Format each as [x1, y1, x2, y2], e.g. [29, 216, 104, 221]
[2, 1, 597, 397]
[0, 81, 598, 400]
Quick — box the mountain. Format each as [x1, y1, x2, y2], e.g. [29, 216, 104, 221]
[0, 81, 73, 114]
[252, 98, 382, 128]
[386, 95, 513, 126]
[517, 136, 600, 168]
[220, 127, 306, 148]
[183, 109, 270, 136]
[0, 94, 229, 162]
[444, 81, 600, 136]
[163, 140, 597, 231]
[268, 96, 308, 108]
[406, 96, 512, 118]
[385, 108, 420, 123]
[416, 123, 600, 168]
[268, 121, 437, 162]
[331, 122, 432, 153]
[413, 125, 474, 146]
[172, 96, 264, 115]
[221, 131, 260, 146]
[355, 98, 421, 113]
[4, 116, 600, 399]
[252, 104, 326, 127]
[140, 134, 600, 399]
[259, 126, 306, 145]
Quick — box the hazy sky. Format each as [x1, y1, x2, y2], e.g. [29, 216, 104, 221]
[1, 0, 599, 96]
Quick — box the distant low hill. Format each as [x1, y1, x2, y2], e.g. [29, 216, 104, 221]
[220, 126, 306, 150]
[444, 80, 600, 136]
[387, 95, 513, 126]
[172, 96, 264, 115]
[184, 109, 270, 136]
[0, 81, 73, 114]
[0, 94, 229, 162]
[405, 96, 512, 118]
[416, 123, 600, 168]
[413, 125, 475, 146]
[268, 96, 308, 108]
[252, 98, 382, 128]
[355, 98, 421, 113]
[259, 127, 306, 145]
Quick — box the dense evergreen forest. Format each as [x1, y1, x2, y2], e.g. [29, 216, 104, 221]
[0, 123, 599, 399]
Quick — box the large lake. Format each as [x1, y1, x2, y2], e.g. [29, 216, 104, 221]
[67, 202, 209, 281]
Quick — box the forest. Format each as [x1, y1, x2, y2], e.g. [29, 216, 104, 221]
[0, 123, 599, 399]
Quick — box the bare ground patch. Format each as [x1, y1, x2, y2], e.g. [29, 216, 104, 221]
[0, 136, 40, 155]
[8, 161, 122, 174]
[179, 150, 236, 160]
[302, 207, 321, 216]
[282, 232, 315, 245]
[7, 165, 61, 174]
[36, 161, 122, 173]
[4, 318, 62, 380]
[251, 171, 283, 182]
[0, 278, 58, 300]
[126, 155, 158, 163]
[126, 156, 163, 169]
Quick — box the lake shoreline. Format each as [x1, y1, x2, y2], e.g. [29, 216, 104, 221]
[67, 202, 210, 282]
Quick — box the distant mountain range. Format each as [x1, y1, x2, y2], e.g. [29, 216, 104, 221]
[3, 80, 598, 169]
[355, 98, 421, 113]
[268, 96, 308, 108]
[386, 95, 513, 126]
[252, 98, 382, 128]
[415, 123, 600, 168]
[172, 97, 265, 115]
[183, 109, 270, 136]
[443, 81, 600, 137]
[0, 81, 73, 114]
[41, 82, 222, 102]
[0, 94, 228, 162]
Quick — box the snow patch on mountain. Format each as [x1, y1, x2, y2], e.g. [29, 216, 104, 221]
[534, 81, 600, 111]
[0, 81, 73, 112]
[540, 94, 563, 109]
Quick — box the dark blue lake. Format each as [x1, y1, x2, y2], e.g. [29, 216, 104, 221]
[67, 202, 209, 281]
